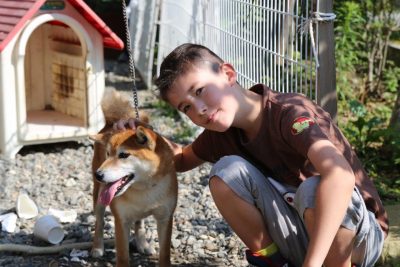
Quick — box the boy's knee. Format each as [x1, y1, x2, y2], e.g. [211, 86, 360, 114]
[209, 155, 260, 187]
[209, 155, 253, 193]
[209, 155, 266, 207]
[210, 155, 247, 175]
[209, 176, 230, 197]
[294, 176, 320, 219]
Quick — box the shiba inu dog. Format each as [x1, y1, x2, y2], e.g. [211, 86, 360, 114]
[90, 89, 178, 267]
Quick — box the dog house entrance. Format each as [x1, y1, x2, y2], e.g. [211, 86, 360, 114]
[24, 22, 87, 133]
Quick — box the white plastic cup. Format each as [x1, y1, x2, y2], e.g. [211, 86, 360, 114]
[16, 191, 38, 219]
[33, 215, 64, 244]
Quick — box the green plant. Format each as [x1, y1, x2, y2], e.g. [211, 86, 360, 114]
[150, 99, 181, 119]
[174, 124, 198, 144]
[343, 100, 384, 154]
[341, 100, 400, 203]
[335, 0, 400, 103]
[335, 2, 365, 72]
[334, 2, 365, 102]
[150, 99, 199, 144]
[383, 64, 400, 96]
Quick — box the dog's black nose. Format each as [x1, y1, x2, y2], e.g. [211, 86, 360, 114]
[95, 171, 104, 182]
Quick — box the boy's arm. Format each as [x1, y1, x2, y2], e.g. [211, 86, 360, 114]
[303, 139, 355, 267]
[163, 138, 205, 172]
[113, 118, 204, 172]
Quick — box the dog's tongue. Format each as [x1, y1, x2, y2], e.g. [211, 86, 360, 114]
[99, 179, 124, 206]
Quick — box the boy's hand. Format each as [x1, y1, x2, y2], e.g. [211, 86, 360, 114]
[113, 118, 137, 131]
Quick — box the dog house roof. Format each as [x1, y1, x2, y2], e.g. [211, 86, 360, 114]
[0, 0, 124, 52]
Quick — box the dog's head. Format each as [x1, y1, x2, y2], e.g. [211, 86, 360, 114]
[90, 126, 164, 206]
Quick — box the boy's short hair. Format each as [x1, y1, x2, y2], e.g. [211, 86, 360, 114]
[154, 43, 224, 101]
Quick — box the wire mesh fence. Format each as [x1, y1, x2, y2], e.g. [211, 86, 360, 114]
[156, 0, 321, 101]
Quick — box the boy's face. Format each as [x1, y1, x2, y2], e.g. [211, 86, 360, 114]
[166, 63, 239, 132]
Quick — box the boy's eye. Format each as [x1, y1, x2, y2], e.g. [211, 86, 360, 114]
[118, 152, 130, 159]
[182, 105, 190, 113]
[195, 87, 203, 96]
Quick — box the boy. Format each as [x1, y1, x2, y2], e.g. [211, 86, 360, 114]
[116, 43, 388, 267]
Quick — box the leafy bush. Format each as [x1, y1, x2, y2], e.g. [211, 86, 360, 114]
[342, 100, 384, 155]
[150, 99, 181, 119]
[340, 100, 400, 203]
[150, 99, 199, 143]
[334, 2, 365, 101]
[334, 0, 400, 203]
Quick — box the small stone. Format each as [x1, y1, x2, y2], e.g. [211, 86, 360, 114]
[171, 239, 181, 248]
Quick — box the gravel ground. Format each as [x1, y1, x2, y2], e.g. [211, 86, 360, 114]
[0, 60, 249, 267]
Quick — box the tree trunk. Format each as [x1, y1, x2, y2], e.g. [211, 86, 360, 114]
[383, 86, 400, 158]
[389, 86, 400, 132]
[362, 48, 376, 103]
[376, 31, 390, 94]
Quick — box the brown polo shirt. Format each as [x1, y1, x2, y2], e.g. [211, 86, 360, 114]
[192, 84, 388, 236]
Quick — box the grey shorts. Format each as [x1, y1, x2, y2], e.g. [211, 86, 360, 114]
[209, 155, 384, 267]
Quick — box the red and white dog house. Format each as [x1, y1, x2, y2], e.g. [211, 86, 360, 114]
[0, 0, 123, 157]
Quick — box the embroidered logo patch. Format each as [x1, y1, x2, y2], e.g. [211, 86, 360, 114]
[291, 116, 315, 135]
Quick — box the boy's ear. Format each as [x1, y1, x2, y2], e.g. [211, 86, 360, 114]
[221, 63, 237, 86]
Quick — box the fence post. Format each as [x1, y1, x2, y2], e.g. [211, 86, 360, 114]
[317, 0, 337, 122]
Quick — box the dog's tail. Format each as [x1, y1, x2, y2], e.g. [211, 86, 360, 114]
[101, 89, 137, 125]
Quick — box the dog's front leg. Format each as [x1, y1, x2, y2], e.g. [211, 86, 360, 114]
[114, 215, 131, 267]
[156, 215, 173, 267]
[91, 202, 106, 258]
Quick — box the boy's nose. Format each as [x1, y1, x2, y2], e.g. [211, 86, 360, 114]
[194, 101, 206, 116]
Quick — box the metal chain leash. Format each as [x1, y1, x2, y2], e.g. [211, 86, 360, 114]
[122, 0, 140, 119]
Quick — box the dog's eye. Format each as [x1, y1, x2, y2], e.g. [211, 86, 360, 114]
[118, 152, 130, 159]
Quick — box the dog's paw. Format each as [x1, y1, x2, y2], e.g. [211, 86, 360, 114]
[91, 247, 104, 258]
[142, 246, 156, 255]
[135, 239, 156, 255]
[137, 245, 156, 255]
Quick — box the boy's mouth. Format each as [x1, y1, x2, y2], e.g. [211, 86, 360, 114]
[98, 174, 135, 206]
[207, 110, 217, 124]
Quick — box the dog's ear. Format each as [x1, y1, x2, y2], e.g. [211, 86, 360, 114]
[89, 133, 108, 145]
[135, 126, 156, 150]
